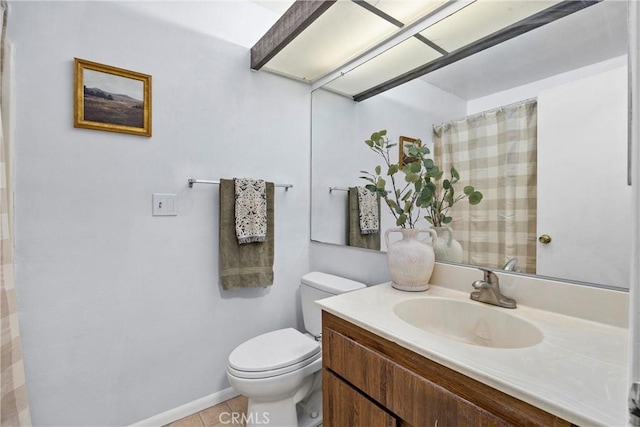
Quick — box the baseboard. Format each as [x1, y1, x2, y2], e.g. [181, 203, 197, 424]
[130, 387, 239, 426]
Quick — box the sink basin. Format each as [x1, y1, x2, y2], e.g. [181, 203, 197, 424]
[393, 298, 543, 349]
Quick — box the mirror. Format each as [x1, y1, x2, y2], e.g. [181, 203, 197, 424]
[311, 0, 630, 290]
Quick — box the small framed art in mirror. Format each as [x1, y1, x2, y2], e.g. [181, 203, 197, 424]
[399, 136, 420, 167]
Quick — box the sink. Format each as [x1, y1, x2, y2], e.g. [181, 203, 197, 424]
[393, 298, 543, 349]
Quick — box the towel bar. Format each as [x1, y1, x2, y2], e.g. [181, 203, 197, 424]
[188, 178, 293, 190]
[329, 186, 349, 193]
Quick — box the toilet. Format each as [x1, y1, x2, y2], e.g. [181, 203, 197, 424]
[226, 272, 366, 427]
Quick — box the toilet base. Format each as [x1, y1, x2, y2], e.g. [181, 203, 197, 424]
[244, 389, 322, 427]
[242, 372, 322, 427]
[296, 388, 322, 427]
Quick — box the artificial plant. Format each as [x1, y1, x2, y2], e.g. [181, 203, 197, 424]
[360, 130, 483, 228]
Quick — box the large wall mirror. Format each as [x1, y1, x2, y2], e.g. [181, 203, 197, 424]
[311, 0, 630, 290]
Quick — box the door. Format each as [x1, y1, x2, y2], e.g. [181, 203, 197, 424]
[536, 65, 630, 287]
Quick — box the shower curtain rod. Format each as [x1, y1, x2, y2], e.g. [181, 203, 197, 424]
[493, 96, 537, 110]
[188, 178, 293, 190]
[470, 97, 537, 116]
[438, 97, 538, 127]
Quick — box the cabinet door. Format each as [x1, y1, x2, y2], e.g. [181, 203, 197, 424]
[323, 369, 397, 427]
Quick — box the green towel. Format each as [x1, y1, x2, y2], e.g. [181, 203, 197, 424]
[348, 187, 380, 250]
[219, 179, 274, 289]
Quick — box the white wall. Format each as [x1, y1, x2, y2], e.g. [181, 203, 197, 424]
[311, 90, 356, 246]
[467, 55, 627, 115]
[8, 2, 310, 425]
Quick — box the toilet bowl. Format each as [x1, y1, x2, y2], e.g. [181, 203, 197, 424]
[226, 272, 366, 427]
[227, 329, 322, 427]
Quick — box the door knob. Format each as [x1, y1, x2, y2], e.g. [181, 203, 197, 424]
[538, 234, 552, 244]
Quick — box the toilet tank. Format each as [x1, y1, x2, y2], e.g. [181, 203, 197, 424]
[300, 272, 366, 337]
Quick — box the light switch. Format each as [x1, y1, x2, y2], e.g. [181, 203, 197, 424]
[152, 193, 178, 216]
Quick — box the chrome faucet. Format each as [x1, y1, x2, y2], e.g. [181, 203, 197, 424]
[470, 268, 517, 309]
[502, 257, 519, 271]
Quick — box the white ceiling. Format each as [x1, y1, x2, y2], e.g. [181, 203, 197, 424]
[249, 0, 295, 16]
[115, 1, 290, 49]
[421, 0, 628, 100]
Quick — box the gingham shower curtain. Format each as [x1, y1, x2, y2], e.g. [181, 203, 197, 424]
[1, 2, 32, 425]
[433, 100, 538, 274]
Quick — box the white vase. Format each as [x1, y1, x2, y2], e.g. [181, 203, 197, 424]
[384, 228, 437, 292]
[432, 226, 463, 263]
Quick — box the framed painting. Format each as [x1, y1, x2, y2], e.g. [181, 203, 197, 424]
[399, 136, 421, 167]
[74, 58, 152, 137]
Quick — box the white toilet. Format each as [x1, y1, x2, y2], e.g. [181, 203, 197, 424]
[226, 272, 366, 427]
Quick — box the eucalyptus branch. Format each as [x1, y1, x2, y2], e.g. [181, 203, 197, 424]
[361, 130, 483, 229]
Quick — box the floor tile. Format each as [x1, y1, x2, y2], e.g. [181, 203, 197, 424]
[170, 413, 205, 427]
[170, 395, 251, 427]
[199, 402, 231, 427]
[226, 395, 248, 414]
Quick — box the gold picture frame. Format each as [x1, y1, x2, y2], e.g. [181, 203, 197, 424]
[399, 136, 421, 167]
[74, 58, 152, 137]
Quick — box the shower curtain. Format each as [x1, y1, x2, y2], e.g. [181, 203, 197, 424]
[433, 100, 537, 274]
[0, 2, 31, 425]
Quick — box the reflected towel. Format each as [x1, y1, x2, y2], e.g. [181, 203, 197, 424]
[356, 186, 379, 234]
[348, 187, 380, 250]
[220, 179, 274, 289]
[235, 178, 267, 244]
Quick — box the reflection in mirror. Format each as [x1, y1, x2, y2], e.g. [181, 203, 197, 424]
[311, 0, 630, 289]
[432, 99, 537, 273]
[399, 136, 421, 167]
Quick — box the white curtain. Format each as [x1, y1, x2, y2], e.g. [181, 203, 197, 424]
[0, 2, 31, 425]
[433, 100, 538, 273]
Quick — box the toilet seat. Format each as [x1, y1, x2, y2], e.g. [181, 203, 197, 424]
[228, 352, 321, 379]
[228, 328, 321, 380]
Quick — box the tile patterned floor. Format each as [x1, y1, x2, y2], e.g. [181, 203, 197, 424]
[169, 395, 249, 427]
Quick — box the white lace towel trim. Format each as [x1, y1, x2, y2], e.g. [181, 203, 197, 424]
[356, 186, 379, 235]
[234, 178, 267, 244]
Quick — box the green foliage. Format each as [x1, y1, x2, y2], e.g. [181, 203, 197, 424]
[360, 130, 484, 229]
[422, 167, 484, 227]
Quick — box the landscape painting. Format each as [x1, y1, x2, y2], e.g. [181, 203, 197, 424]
[74, 58, 151, 137]
[399, 136, 421, 167]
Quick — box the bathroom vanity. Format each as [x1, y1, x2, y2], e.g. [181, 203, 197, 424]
[318, 281, 628, 426]
[322, 311, 569, 426]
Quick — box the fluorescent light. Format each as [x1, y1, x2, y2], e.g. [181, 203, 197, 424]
[420, 0, 560, 52]
[325, 37, 442, 96]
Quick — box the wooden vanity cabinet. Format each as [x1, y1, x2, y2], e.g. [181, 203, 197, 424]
[322, 311, 572, 427]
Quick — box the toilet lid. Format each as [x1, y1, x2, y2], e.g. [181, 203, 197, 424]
[228, 328, 320, 373]
[227, 351, 321, 379]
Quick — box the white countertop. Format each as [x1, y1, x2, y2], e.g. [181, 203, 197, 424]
[317, 283, 628, 427]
